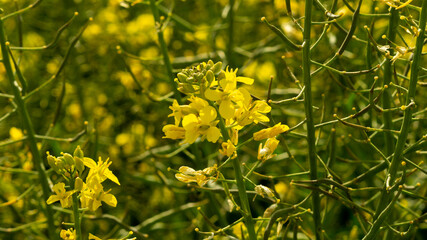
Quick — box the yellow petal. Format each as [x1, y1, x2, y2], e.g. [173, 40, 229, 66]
[199, 106, 217, 123]
[82, 157, 97, 169]
[104, 168, 120, 185]
[206, 127, 221, 143]
[236, 76, 254, 85]
[46, 195, 60, 205]
[219, 100, 235, 119]
[102, 193, 117, 207]
[205, 88, 222, 101]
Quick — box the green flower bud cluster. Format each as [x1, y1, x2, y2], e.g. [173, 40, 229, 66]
[47, 146, 85, 175]
[175, 60, 222, 95]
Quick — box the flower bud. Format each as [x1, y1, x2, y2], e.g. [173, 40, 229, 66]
[73, 146, 84, 158]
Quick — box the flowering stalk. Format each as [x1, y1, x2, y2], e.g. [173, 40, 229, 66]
[0, 17, 57, 240]
[70, 178, 82, 240]
[302, 0, 321, 239]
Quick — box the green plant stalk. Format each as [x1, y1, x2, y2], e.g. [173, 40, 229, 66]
[231, 157, 257, 240]
[366, 2, 427, 239]
[216, 108, 256, 240]
[0, 19, 57, 239]
[302, 0, 321, 239]
[70, 178, 82, 240]
[382, 7, 399, 156]
[149, 0, 181, 102]
[227, 0, 235, 67]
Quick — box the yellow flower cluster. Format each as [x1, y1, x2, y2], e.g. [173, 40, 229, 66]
[163, 61, 272, 145]
[46, 146, 120, 212]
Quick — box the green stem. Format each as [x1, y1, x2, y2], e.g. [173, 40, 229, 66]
[302, 0, 321, 239]
[382, 7, 399, 156]
[216, 106, 256, 240]
[365, 2, 427, 239]
[231, 157, 257, 240]
[227, 0, 235, 67]
[149, 0, 181, 102]
[0, 19, 57, 239]
[70, 178, 82, 240]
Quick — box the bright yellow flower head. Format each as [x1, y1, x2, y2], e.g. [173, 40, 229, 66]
[175, 166, 209, 186]
[257, 137, 280, 161]
[253, 123, 289, 141]
[46, 182, 76, 208]
[205, 68, 254, 119]
[182, 106, 221, 144]
[60, 228, 76, 240]
[175, 165, 217, 186]
[82, 157, 120, 186]
[219, 140, 237, 158]
[80, 181, 117, 212]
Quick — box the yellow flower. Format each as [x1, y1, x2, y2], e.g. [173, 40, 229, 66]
[80, 181, 117, 212]
[162, 124, 185, 140]
[257, 137, 280, 161]
[234, 99, 271, 127]
[182, 106, 221, 143]
[219, 140, 237, 158]
[175, 166, 209, 186]
[168, 99, 186, 125]
[46, 182, 76, 208]
[175, 165, 217, 186]
[9, 127, 24, 141]
[60, 228, 76, 240]
[205, 68, 254, 119]
[82, 157, 120, 186]
[253, 123, 289, 141]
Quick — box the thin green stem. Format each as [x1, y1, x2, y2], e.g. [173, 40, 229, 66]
[382, 6, 399, 156]
[302, 0, 321, 239]
[70, 178, 82, 240]
[215, 105, 256, 240]
[149, 0, 181, 102]
[365, 2, 427, 239]
[0, 18, 57, 239]
[227, 0, 235, 67]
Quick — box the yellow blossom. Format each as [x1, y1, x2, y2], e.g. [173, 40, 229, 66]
[205, 68, 254, 119]
[182, 106, 221, 143]
[46, 182, 76, 208]
[9, 127, 24, 141]
[82, 157, 120, 186]
[162, 124, 185, 140]
[219, 140, 237, 158]
[253, 123, 289, 141]
[175, 165, 217, 186]
[80, 181, 117, 212]
[257, 137, 280, 161]
[60, 228, 76, 240]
